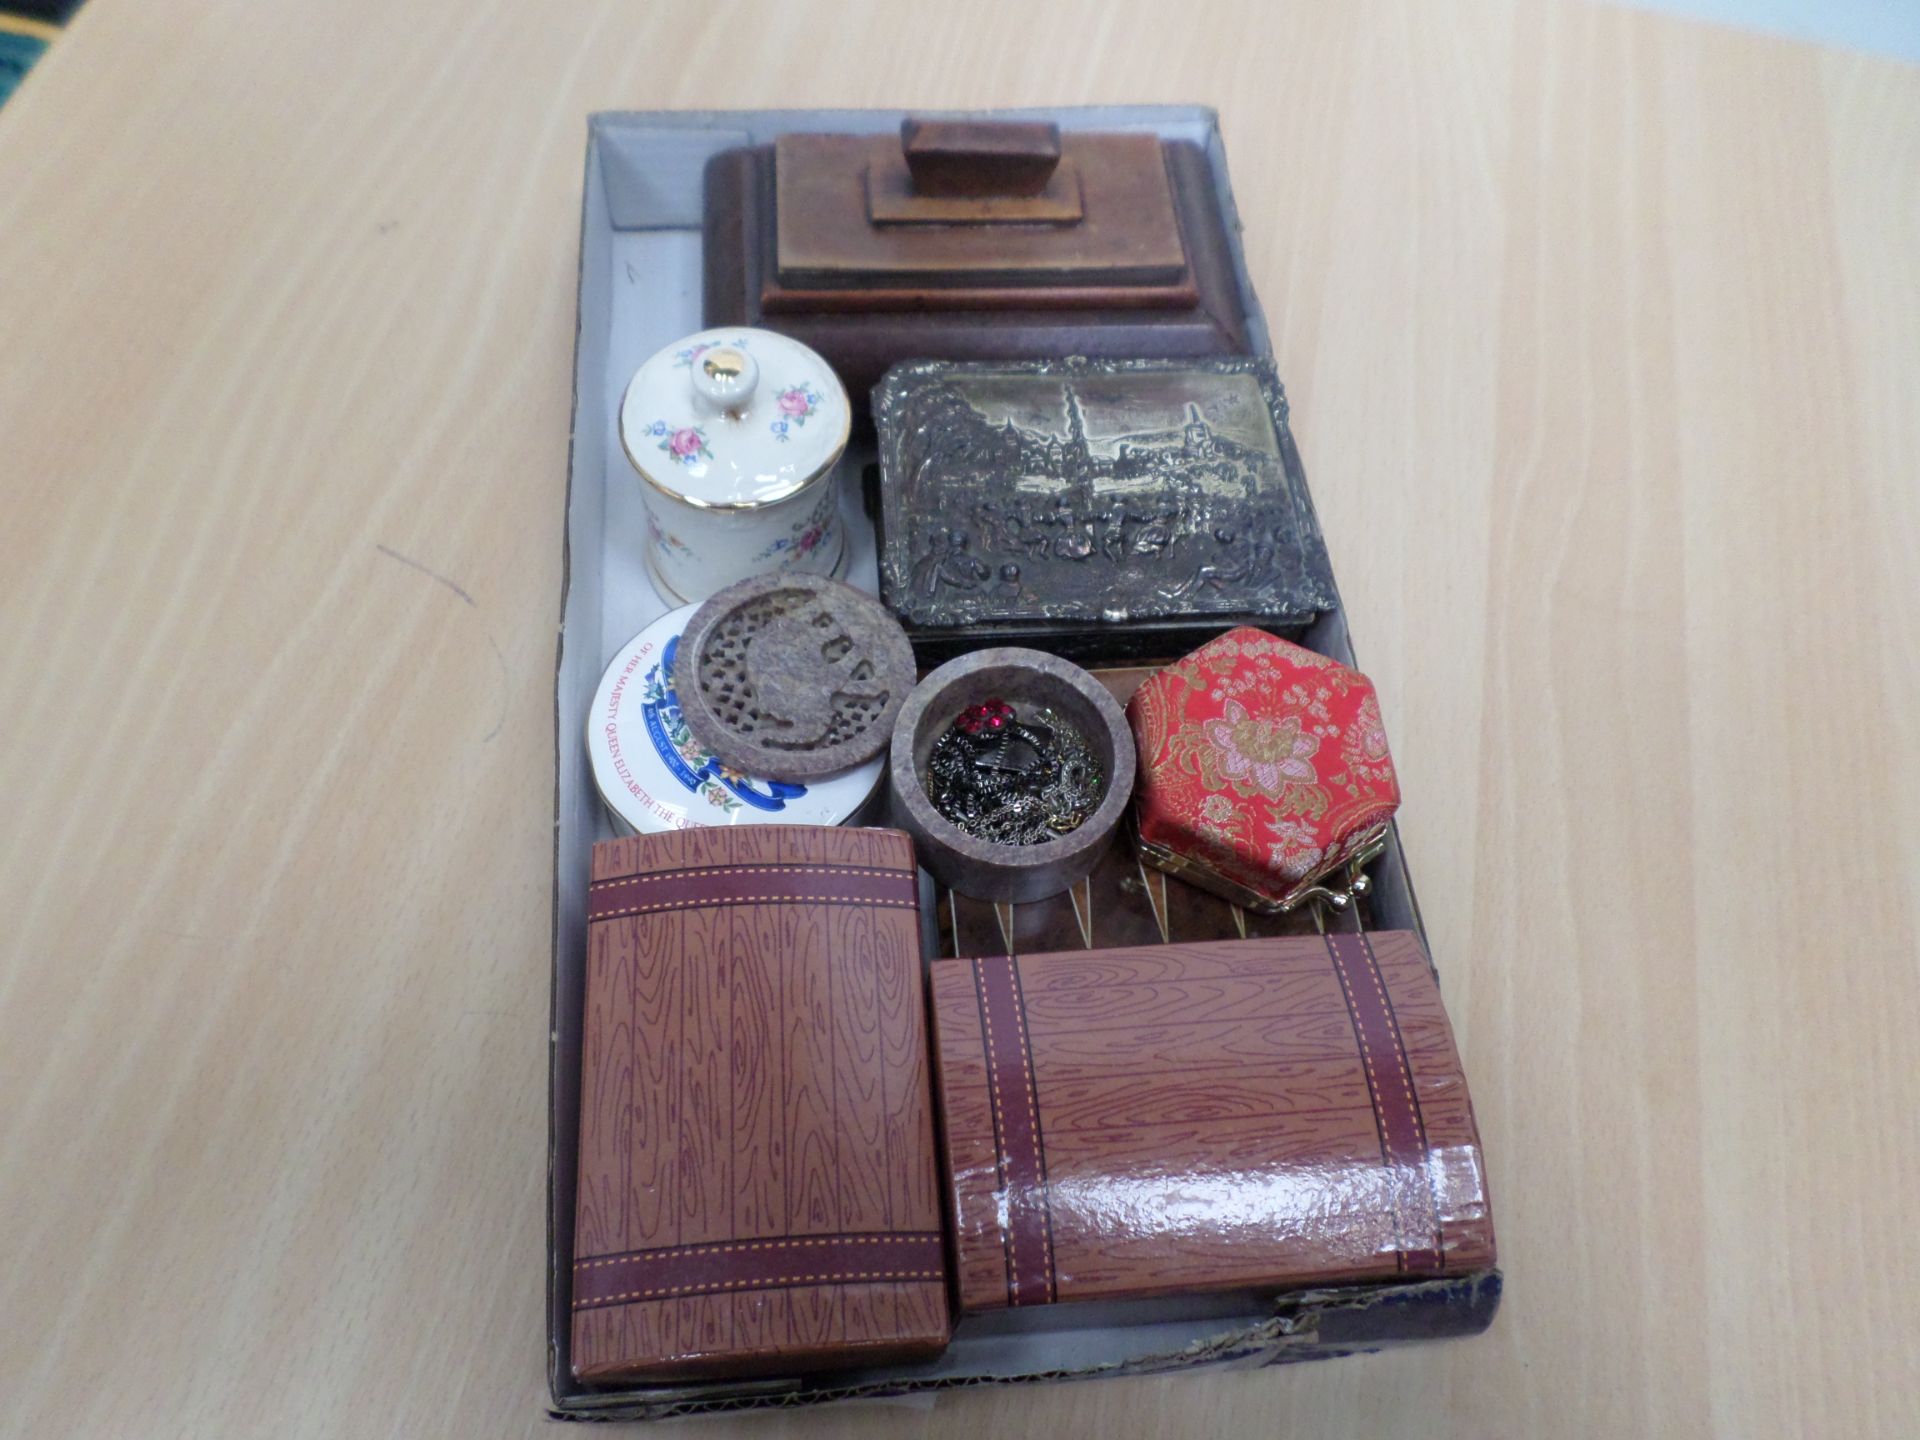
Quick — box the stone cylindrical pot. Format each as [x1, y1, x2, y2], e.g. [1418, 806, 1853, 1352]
[889, 647, 1135, 903]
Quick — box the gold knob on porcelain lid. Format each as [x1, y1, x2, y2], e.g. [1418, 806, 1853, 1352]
[691, 345, 758, 417]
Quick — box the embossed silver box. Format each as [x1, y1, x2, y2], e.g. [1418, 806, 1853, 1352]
[872, 357, 1338, 660]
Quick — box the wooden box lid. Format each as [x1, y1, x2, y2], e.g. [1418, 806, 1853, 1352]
[703, 125, 1253, 411]
[773, 123, 1191, 297]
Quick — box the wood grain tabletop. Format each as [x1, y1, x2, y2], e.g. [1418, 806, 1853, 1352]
[1, 1, 1914, 1435]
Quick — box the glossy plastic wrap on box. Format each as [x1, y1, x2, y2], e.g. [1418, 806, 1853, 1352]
[929, 933, 1495, 1313]
[572, 825, 949, 1382]
[1130, 627, 1400, 911]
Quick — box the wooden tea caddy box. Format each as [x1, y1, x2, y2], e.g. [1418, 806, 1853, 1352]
[703, 116, 1253, 416]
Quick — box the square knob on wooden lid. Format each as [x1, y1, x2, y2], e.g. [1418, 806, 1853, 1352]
[899, 118, 1062, 197]
[772, 126, 1189, 293]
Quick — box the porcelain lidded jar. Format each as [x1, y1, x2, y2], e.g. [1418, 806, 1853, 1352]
[619, 328, 851, 603]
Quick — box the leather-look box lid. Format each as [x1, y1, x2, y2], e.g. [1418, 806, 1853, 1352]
[572, 825, 950, 1382]
[929, 931, 1494, 1313]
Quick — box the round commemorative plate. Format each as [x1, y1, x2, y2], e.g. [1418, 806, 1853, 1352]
[587, 605, 884, 834]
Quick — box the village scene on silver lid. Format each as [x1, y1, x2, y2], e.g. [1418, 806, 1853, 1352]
[880, 361, 1336, 626]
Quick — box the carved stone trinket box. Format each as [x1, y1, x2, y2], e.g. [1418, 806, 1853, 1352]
[677, 573, 917, 783]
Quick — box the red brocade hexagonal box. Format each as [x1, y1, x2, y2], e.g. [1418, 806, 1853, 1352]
[1126, 627, 1400, 912]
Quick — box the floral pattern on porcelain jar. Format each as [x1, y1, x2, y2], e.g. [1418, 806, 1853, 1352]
[753, 486, 838, 564]
[646, 511, 695, 562]
[637, 419, 712, 467]
[672, 337, 754, 369]
[770, 384, 822, 442]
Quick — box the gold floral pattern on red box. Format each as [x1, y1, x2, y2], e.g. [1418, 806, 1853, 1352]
[1128, 627, 1399, 908]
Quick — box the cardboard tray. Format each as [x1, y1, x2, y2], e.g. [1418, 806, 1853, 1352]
[549, 107, 1499, 1422]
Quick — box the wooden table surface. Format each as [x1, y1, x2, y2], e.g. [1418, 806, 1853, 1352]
[2, 1, 1916, 1435]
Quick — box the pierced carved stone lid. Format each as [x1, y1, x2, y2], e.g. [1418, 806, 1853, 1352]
[678, 574, 916, 783]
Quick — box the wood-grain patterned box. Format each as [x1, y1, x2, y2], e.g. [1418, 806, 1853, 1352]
[929, 933, 1496, 1313]
[572, 825, 948, 1382]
